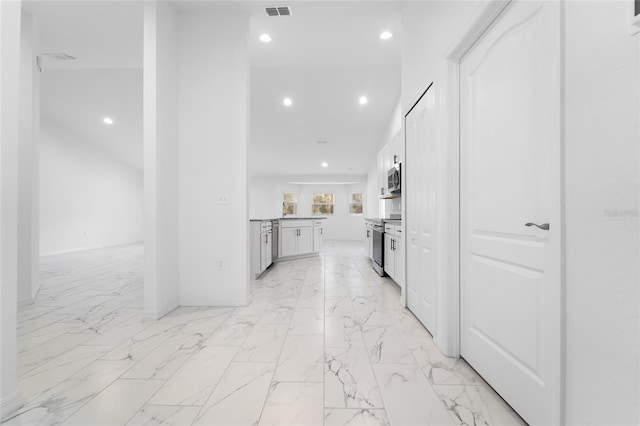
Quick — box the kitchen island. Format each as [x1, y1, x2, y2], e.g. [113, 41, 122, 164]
[250, 217, 326, 278]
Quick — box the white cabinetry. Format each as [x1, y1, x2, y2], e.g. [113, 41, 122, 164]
[250, 221, 273, 278]
[365, 221, 373, 259]
[313, 220, 323, 252]
[383, 222, 404, 290]
[377, 131, 404, 198]
[377, 151, 385, 197]
[280, 220, 314, 258]
[384, 231, 395, 278]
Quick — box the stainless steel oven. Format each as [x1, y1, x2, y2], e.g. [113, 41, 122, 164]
[372, 221, 385, 276]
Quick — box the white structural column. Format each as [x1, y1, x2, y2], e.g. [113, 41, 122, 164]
[18, 11, 40, 306]
[143, 1, 180, 319]
[0, 0, 23, 420]
[177, 7, 250, 306]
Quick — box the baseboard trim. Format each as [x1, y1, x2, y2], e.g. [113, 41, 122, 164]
[0, 391, 23, 422]
[180, 299, 248, 307]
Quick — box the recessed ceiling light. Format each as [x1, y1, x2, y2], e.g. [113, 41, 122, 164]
[322, 162, 328, 168]
[103, 117, 113, 125]
[380, 31, 392, 40]
[359, 96, 368, 105]
[259, 34, 272, 43]
[283, 97, 292, 106]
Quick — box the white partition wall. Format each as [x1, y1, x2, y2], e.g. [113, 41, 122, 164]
[0, 0, 23, 420]
[18, 11, 40, 305]
[177, 6, 250, 306]
[143, 1, 180, 319]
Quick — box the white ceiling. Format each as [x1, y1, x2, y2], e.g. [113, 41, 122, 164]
[248, 2, 401, 177]
[23, 1, 402, 177]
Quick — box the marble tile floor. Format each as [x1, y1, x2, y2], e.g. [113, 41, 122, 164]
[3, 241, 526, 426]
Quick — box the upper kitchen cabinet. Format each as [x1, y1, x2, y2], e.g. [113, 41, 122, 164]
[377, 150, 385, 197]
[378, 130, 404, 199]
[390, 130, 403, 165]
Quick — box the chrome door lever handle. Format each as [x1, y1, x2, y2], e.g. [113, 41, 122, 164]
[525, 222, 550, 230]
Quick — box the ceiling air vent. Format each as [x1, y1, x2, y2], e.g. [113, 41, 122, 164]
[265, 6, 292, 16]
[42, 53, 76, 61]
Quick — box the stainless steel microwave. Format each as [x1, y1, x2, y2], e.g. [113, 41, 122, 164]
[388, 163, 401, 194]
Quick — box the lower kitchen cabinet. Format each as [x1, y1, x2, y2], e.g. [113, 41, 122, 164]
[384, 223, 404, 289]
[365, 221, 373, 260]
[384, 232, 395, 278]
[250, 220, 273, 278]
[313, 220, 323, 252]
[280, 220, 314, 257]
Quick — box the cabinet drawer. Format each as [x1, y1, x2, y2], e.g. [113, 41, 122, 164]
[384, 224, 395, 234]
[282, 220, 312, 228]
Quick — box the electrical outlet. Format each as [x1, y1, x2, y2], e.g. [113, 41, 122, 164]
[216, 259, 225, 271]
[217, 194, 230, 205]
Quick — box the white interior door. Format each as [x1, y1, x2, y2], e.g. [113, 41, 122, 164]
[460, 1, 561, 424]
[405, 85, 437, 333]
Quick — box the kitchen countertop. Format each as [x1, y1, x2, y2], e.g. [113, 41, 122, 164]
[250, 217, 327, 222]
[364, 218, 402, 223]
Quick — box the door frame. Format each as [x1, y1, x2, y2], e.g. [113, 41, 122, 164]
[441, 0, 565, 423]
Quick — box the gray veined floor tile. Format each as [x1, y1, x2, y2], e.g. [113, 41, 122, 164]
[324, 346, 384, 409]
[274, 334, 324, 382]
[326, 295, 356, 317]
[258, 382, 324, 426]
[406, 336, 482, 386]
[194, 362, 275, 426]
[325, 315, 365, 348]
[433, 385, 526, 426]
[15, 242, 523, 426]
[121, 332, 206, 380]
[126, 405, 201, 426]
[234, 323, 288, 363]
[149, 346, 238, 406]
[62, 378, 164, 426]
[289, 309, 324, 334]
[372, 363, 454, 426]
[362, 324, 416, 364]
[204, 315, 259, 347]
[13, 360, 135, 426]
[324, 409, 391, 426]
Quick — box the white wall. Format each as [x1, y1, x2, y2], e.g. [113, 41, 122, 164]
[400, 0, 640, 424]
[249, 176, 366, 241]
[401, 0, 481, 357]
[178, 7, 250, 306]
[365, 99, 402, 219]
[0, 0, 23, 420]
[564, 1, 639, 424]
[18, 11, 39, 304]
[39, 119, 143, 255]
[143, 1, 180, 319]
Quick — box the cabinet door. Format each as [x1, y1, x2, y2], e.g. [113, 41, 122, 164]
[281, 228, 298, 257]
[382, 144, 391, 195]
[384, 233, 395, 279]
[377, 151, 385, 196]
[391, 130, 403, 164]
[369, 231, 374, 260]
[394, 233, 404, 289]
[264, 231, 272, 270]
[298, 227, 313, 255]
[313, 226, 322, 252]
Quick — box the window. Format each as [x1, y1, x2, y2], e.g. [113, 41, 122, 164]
[312, 193, 334, 215]
[349, 192, 363, 214]
[283, 193, 297, 216]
